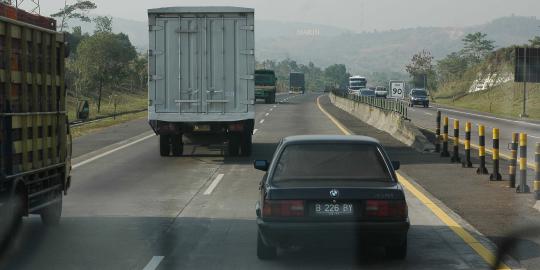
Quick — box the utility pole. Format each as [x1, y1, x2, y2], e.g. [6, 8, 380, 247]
[520, 47, 528, 118]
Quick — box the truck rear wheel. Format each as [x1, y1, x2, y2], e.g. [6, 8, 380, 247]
[160, 134, 171, 156]
[172, 134, 184, 156]
[40, 190, 62, 226]
[240, 131, 253, 156]
[228, 133, 240, 156]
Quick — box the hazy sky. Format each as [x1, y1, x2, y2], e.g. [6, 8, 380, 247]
[29, 0, 540, 31]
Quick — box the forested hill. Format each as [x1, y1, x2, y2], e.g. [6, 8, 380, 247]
[70, 15, 540, 74]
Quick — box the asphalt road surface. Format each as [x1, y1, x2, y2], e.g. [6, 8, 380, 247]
[407, 103, 540, 165]
[0, 94, 504, 270]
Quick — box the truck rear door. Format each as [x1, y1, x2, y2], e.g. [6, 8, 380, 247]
[151, 13, 254, 115]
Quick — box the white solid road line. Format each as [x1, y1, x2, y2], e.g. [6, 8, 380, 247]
[253, 129, 258, 135]
[437, 107, 540, 127]
[73, 134, 155, 169]
[265, 112, 270, 116]
[142, 256, 164, 270]
[259, 119, 265, 124]
[204, 174, 225, 195]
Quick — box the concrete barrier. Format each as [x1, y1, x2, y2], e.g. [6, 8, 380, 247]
[329, 93, 434, 152]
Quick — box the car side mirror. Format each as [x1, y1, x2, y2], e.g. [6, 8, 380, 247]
[254, 160, 269, 171]
[391, 161, 400, 170]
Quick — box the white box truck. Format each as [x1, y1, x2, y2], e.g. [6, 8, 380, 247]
[147, 7, 255, 156]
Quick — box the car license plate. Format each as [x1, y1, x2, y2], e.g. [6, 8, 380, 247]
[314, 203, 354, 216]
[194, 125, 211, 132]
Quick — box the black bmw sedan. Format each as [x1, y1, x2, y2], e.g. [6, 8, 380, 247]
[254, 135, 409, 260]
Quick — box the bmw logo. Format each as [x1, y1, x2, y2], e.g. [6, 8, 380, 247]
[329, 189, 339, 198]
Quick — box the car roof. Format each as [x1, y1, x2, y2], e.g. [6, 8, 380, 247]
[282, 135, 381, 145]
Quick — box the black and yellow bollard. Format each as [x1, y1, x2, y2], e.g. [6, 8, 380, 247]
[508, 133, 518, 188]
[441, 116, 450, 157]
[462, 122, 473, 168]
[450, 119, 461, 163]
[476, 125, 489, 175]
[489, 128, 502, 181]
[517, 133, 530, 193]
[435, 111, 441, 153]
[534, 142, 540, 200]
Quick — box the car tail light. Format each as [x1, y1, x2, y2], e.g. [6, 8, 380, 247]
[365, 200, 407, 219]
[262, 200, 305, 217]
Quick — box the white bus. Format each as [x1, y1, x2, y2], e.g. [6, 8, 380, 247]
[349, 76, 367, 93]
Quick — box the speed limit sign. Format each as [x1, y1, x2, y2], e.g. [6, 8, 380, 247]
[389, 81, 405, 99]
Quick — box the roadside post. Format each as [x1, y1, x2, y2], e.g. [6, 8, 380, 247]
[441, 116, 450, 157]
[517, 133, 530, 193]
[462, 122, 473, 168]
[476, 125, 489, 175]
[490, 128, 502, 181]
[508, 133, 518, 188]
[535, 142, 540, 199]
[435, 111, 441, 153]
[450, 119, 461, 163]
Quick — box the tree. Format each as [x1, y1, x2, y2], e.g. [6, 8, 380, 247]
[436, 52, 469, 83]
[324, 64, 350, 89]
[75, 31, 137, 112]
[50, 0, 97, 31]
[405, 50, 436, 90]
[529, 36, 540, 47]
[94, 16, 113, 33]
[460, 32, 495, 64]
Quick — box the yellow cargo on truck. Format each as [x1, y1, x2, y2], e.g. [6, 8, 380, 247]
[0, 5, 71, 246]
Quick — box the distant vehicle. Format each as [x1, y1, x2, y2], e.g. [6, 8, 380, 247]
[408, 88, 429, 107]
[289, 72, 305, 94]
[359, 88, 376, 97]
[375, 86, 388, 98]
[348, 75, 367, 91]
[1, 5, 72, 245]
[255, 70, 277, 104]
[254, 135, 409, 260]
[147, 7, 255, 157]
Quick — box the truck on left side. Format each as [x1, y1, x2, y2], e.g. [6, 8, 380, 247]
[0, 4, 71, 246]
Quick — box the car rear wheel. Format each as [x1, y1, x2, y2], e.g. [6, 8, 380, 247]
[386, 240, 407, 260]
[257, 232, 277, 260]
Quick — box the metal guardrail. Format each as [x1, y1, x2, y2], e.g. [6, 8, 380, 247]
[332, 90, 408, 119]
[69, 109, 147, 127]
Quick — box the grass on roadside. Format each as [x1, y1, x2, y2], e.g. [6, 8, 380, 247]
[70, 111, 147, 138]
[434, 82, 540, 120]
[67, 91, 147, 122]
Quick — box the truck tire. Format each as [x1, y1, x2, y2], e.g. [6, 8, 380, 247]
[228, 134, 240, 156]
[264, 97, 270, 104]
[40, 190, 62, 226]
[270, 94, 276, 104]
[240, 131, 253, 157]
[172, 134, 184, 156]
[0, 191, 24, 249]
[160, 134, 170, 156]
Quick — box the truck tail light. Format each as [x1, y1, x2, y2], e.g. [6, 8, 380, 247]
[365, 200, 407, 219]
[228, 123, 244, 132]
[262, 200, 305, 217]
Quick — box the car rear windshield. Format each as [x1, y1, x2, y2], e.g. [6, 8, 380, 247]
[271, 143, 393, 187]
[411, 90, 427, 96]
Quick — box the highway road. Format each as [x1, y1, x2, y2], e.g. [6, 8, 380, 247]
[0, 94, 506, 270]
[407, 103, 540, 166]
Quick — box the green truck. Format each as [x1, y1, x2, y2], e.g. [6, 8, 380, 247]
[255, 69, 277, 104]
